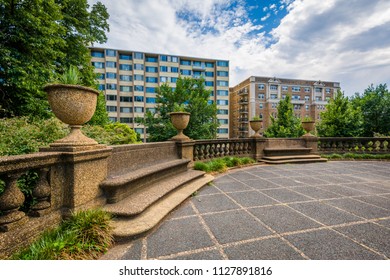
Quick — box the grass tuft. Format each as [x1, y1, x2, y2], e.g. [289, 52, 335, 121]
[194, 156, 256, 174]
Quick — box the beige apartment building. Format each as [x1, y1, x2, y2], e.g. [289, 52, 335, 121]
[90, 48, 230, 141]
[229, 76, 341, 138]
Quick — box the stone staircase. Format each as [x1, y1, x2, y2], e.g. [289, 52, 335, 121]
[100, 143, 213, 241]
[260, 147, 327, 164]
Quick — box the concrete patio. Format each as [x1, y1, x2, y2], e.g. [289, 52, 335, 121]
[102, 161, 390, 260]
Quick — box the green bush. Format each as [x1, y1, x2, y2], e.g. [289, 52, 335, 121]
[240, 157, 256, 165]
[322, 153, 390, 160]
[209, 159, 227, 172]
[194, 156, 256, 174]
[194, 162, 210, 172]
[12, 209, 113, 260]
[82, 122, 139, 145]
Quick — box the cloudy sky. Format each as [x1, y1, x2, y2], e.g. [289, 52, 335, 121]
[89, 0, 390, 96]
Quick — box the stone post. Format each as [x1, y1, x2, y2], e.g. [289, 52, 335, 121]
[253, 137, 266, 161]
[303, 135, 319, 154]
[175, 140, 195, 167]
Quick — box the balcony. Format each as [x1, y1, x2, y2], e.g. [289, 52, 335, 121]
[192, 64, 206, 71]
[239, 99, 248, 104]
[239, 118, 249, 122]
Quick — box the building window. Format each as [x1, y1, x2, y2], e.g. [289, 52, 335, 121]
[272, 103, 277, 108]
[326, 88, 331, 94]
[259, 103, 263, 109]
[160, 55, 168, 61]
[134, 85, 144, 92]
[282, 86, 288, 91]
[292, 86, 301, 92]
[217, 90, 228, 96]
[160, 76, 168, 83]
[146, 66, 157, 73]
[120, 96, 132, 102]
[171, 77, 178, 83]
[134, 128, 144, 134]
[217, 80, 228, 87]
[270, 85, 278, 91]
[180, 69, 191, 75]
[134, 107, 144, 113]
[180, 60, 191, 66]
[208, 100, 214, 105]
[170, 67, 179, 73]
[106, 106, 117, 112]
[120, 117, 133, 123]
[304, 87, 311, 93]
[134, 74, 144, 81]
[106, 61, 116, 68]
[146, 56, 158, 62]
[160, 66, 168, 72]
[315, 96, 322, 101]
[270, 94, 278, 99]
[305, 105, 309, 110]
[134, 64, 144, 71]
[109, 117, 117, 122]
[292, 95, 300, 100]
[171, 56, 178, 62]
[205, 81, 214, 87]
[217, 61, 229, 67]
[217, 128, 229, 134]
[305, 95, 310, 101]
[193, 61, 202, 67]
[106, 72, 116, 79]
[146, 87, 156, 93]
[258, 94, 265, 99]
[204, 71, 213, 77]
[193, 71, 202, 78]
[119, 64, 132, 71]
[210, 91, 214, 97]
[91, 51, 104, 58]
[146, 97, 156, 103]
[146, 77, 158, 83]
[134, 52, 144, 60]
[217, 71, 228, 77]
[120, 75, 132, 81]
[146, 108, 156, 114]
[97, 73, 105, 80]
[120, 86, 132, 92]
[134, 96, 144, 102]
[205, 62, 214, 68]
[218, 119, 228, 125]
[120, 107, 132, 113]
[92, 62, 104, 68]
[258, 84, 265, 90]
[106, 83, 117, 90]
[106, 95, 117, 101]
[217, 109, 229, 115]
[294, 104, 301, 110]
[119, 54, 132, 60]
[98, 84, 105, 91]
[105, 49, 116, 57]
[217, 100, 228, 105]
[315, 87, 322, 93]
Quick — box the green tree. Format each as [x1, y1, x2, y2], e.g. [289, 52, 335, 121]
[264, 95, 304, 138]
[0, 0, 109, 118]
[140, 76, 219, 141]
[351, 84, 390, 136]
[317, 90, 363, 137]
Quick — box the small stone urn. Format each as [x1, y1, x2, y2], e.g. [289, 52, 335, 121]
[249, 120, 263, 138]
[302, 121, 315, 136]
[43, 84, 99, 150]
[169, 112, 191, 141]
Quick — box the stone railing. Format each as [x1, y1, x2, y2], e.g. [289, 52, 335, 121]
[318, 137, 390, 154]
[193, 139, 254, 161]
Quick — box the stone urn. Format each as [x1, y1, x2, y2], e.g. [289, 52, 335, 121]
[249, 120, 263, 138]
[43, 84, 99, 150]
[302, 121, 315, 136]
[169, 112, 191, 141]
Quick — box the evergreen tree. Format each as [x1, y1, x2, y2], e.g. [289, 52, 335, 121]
[264, 95, 304, 138]
[317, 90, 363, 137]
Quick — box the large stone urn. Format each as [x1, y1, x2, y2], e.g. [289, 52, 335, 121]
[43, 84, 99, 150]
[169, 112, 191, 141]
[302, 121, 315, 137]
[249, 120, 263, 138]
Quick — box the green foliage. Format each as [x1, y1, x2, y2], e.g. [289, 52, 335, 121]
[56, 65, 81, 85]
[82, 122, 139, 145]
[322, 153, 390, 160]
[351, 84, 390, 137]
[87, 92, 110, 126]
[173, 103, 187, 112]
[0, 0, 109, 118]
[303, 116, 313, 122]
[317, 90, 363, 137]
[264, 95, 305, 138]
[0, 117, 68, 156]
[194, 157, 256, 173]
[252, 116, 262, 121]
[140, 77, 219, 141]
[12, 209, 113, 260]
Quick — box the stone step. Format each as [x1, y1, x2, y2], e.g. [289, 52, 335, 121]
[103, 169, 205, 217]
[100, 159, 190, 203]
[263, 147, 312, 156]
[262, 154, 322, 161]
[111, 174, 214, 241]
[260, 157, 328, 164]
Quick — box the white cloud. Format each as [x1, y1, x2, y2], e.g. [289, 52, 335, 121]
[90, 0, 390, 95]
[269, 4, 277, 10]
[261, 13, 271, 21]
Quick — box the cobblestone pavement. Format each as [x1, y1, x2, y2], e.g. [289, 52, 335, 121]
[103, 161, 390, 260]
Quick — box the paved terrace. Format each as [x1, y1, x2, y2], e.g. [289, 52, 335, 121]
[102, 161, 390, 260]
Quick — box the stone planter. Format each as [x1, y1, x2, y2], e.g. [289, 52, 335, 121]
[302, 121, 315, 136]
[249, 120, 263, 138]
[43, 84, 99, 150]
[169, 112, 190, 141]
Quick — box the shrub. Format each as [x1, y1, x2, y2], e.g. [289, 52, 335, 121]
[209, 159, 227, 172]
[194, 156, 256, 174]
[82, 122, 139, 145]
[12, 209, 113, 260]
[240, 157, 256, 165]
[194, 162, 210, 172]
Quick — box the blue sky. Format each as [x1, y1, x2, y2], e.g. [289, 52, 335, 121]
[90, 0, 390, 96]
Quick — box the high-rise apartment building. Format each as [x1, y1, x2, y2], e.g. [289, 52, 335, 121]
[90, 48, 230, 141]
[229, 76, 341, 138]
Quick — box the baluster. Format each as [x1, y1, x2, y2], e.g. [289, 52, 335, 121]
[30, 168, 51, 216]
[199, 145, 205, 160]
[220, 143, 225, 157]
[381, 140, 388, 153]
[0, 173, 26, 232]
[344, 141, 350, 152]
[194, 145, 199, 161]
[215, 144, 220, 158]
[225, 143, 230, 156]
[357, 141, 363, 153]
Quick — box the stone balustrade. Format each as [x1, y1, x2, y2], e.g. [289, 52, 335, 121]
[193, 139, 254, 161]
[318, 137, 389, 154]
